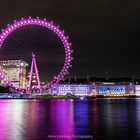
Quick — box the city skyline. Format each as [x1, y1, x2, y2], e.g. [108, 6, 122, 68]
[0, 1, 140, 80]
[0, 2, 140, 140]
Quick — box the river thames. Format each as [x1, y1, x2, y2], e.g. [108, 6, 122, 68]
[0, 99, 140, 140]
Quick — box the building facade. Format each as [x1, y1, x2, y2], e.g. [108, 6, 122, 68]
[0, 60, 28, 88]
[58, 77, 140, 96]
[52, 83, 140, 96]
[52, 84, 90, 95]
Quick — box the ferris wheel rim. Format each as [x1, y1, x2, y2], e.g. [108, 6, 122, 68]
[0, 17, 73, 90]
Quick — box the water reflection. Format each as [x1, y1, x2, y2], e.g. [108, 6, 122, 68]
[0, 99, 140, 140]
[0, 100, 25, 140]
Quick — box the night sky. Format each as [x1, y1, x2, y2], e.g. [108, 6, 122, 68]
[0, 0, 140, 80]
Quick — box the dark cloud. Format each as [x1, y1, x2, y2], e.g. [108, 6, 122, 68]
[0, 0, 140, 80]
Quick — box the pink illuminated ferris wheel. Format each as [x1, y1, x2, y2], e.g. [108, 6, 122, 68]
[0, 17, 73, 91]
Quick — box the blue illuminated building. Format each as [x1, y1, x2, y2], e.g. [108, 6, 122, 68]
[99, 85, 125, 94]
[57, 77, 140, 96]
[52, 84, 90, 95]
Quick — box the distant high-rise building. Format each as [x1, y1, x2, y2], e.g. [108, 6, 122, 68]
[0, 60, 28, 88]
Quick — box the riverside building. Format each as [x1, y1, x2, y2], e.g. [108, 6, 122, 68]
[0, 60, 28, 88]
[54, 77, 140, 96]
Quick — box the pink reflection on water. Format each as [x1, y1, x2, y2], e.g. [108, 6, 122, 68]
[0, 100, 25, 140]
[0, 100, 46, 140]
[49, 99, 75, 140]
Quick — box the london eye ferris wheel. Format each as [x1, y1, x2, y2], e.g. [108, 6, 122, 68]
[0, 17, 73, 92]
